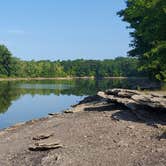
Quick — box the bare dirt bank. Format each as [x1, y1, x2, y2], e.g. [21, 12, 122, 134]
[0, 91, 166, 166]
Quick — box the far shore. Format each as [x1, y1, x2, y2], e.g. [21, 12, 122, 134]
[0, 76, 147, 82]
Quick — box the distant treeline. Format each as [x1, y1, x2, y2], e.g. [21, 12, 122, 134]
[0, 45, 142, 78]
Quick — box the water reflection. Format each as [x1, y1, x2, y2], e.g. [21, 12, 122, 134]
[0, 78, 163, 115]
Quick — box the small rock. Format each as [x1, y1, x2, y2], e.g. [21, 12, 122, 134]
[113, 139, 117, 143]
[111, 116, 120, 121]
[48, 113, 59, 116]
[131, 152, 136, 156]
[155, 148, 164, 152]
[150, 124, 162, 128]
[143, 145, 149, 148]
[64, 109, 74, 113]
[117, 140, 128, 147]
[41, 154, 59, 165]
[127, 125, 135, 129]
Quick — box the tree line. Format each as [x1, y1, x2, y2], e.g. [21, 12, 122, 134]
[118, 0, 166, 81]
[0, 45, 142, 78]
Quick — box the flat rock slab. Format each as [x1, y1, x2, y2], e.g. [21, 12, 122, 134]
[29, 138, 63, 151]
[32, 132, 54, 140]
[98, 89, 166, 111]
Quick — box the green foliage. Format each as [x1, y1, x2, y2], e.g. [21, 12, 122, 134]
[118, 0, 166, 81]
[0, 45, 12, 76]
[0, 44, 142, 78]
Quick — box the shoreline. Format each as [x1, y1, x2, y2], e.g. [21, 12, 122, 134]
[0, 88, 165, 132]
[0, 76, 147, 82]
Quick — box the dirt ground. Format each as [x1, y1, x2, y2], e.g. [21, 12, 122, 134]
[0, 101, 166, 166]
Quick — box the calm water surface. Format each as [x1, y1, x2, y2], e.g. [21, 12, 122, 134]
[0, 79, 164, 129]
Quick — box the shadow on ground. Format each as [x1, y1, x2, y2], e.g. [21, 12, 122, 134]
[83, 101, 166, 126]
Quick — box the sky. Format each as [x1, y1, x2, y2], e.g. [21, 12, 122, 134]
[0, 0, 130, 61]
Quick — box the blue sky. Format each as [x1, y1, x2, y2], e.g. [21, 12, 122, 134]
[0, 0, 130, 60]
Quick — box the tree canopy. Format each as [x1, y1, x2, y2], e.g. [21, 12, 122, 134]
[118, 0, 166, 81]
[0, 45, 12, 77]
[0, 44, 141, 78]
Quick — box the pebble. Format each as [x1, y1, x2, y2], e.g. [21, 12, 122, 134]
[155, 148, 164, 152]
[117, 140, 128, 147]
[127, 125, 135, 129]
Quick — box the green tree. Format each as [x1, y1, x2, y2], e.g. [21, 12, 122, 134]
[118, 0, 166, 81]
[0, 44, 141, 78]
[0, 45, 12, 77]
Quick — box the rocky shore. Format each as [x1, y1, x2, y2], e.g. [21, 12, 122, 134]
[0, 89, 166, 166]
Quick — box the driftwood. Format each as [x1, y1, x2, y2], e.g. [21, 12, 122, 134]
[98, 89, 166, 111]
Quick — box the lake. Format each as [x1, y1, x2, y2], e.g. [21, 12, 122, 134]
[0, 78, 164, 129]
